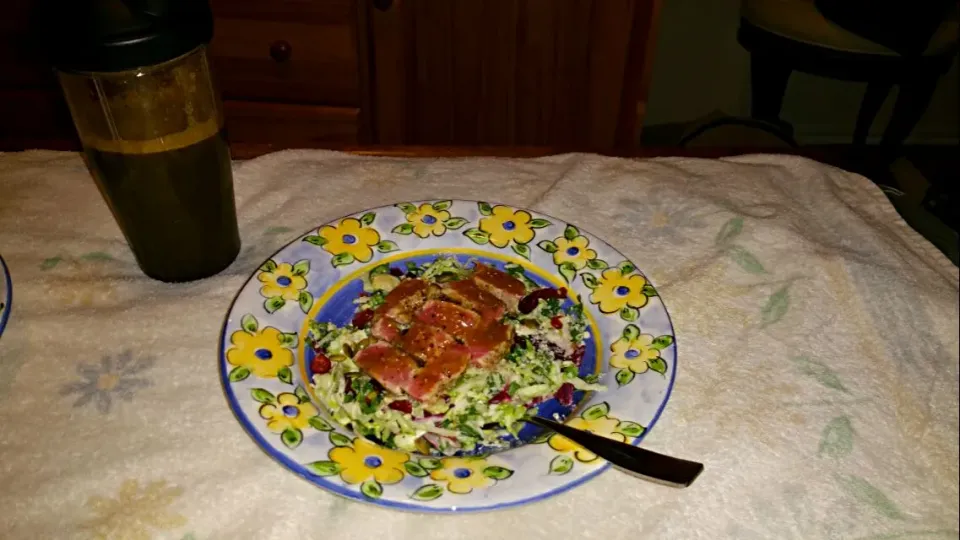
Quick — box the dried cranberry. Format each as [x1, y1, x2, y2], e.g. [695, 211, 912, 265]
[388, 400, 413, 414]
[570, 345, 585, 366]
[352, 309, 375, 328]
[518, 287, 564, 314]
[489, 386, 512, 404]
[555, 383, 575, 406]
[311, 353, 332, 375]
[550, 316, 563, 329]
[389, 267, 404, 277]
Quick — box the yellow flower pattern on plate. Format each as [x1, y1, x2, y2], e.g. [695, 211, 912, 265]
[226, 326, 293, 379]
[392, 200, 469, 239]
[429, 457, 495, 494]
[406, 203, 450, 237]
[320, 217, 381, 263]
[548, 416, 626, 463]
[479, 205, 535, 248]
[256, 259, 313, 314]
[259, 392, 319, 433]
[552, 235, 598, 269]
[225, 314, 297, 384]
[609, 324, 672, 384]
[588, 266, 650, 314]
[611, 334, 662, 374]
[258, 262, 306, 300]
[81, 479, 187, 540]
[329, 437, 410, 485]
[463, 202, 551, 259]
[536, 224, 608, 284]
[544, 403, 645, 469]
[303, 212, 399, 266]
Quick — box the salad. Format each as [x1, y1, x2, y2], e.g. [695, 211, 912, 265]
[308, 257, 603, 455]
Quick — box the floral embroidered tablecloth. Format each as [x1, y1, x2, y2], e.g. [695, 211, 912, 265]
[0, 150, 957, 539]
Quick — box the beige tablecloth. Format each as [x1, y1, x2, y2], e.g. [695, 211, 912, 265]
[0, 150, 957, 540]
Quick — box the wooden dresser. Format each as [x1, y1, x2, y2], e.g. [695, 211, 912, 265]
[0, 0, 660, 150]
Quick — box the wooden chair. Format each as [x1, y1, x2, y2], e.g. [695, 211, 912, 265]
[738, 0, 958, 154]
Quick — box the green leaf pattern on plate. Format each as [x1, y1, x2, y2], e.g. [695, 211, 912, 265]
[331, 253, 355, 267]
[251, 388, 276, 404]
[549, 455, 574, 475]
[307, 461, 341, 476]
[308, 416, 334, 432]
[582, 402, 610, 421]
[276, 366, 293, 385]
[228, 366, 251, 382]
[360, 479, 383, 499]
[403, 461, 429, 478]
[511, 243, 531, 260]
[411, 484, 444, 501]
[281, 428, 303, 449]
[240, 314, 258, 333]
[615, 369, 635, 386]
[264, 297, 285, 314]
[482, 466, 513, 480]
[463, 228, 491, 245]
[329, 432, 352, 447]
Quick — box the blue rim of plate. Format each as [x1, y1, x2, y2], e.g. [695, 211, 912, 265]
[217, 200, 677, 513]
[0, 254, 11, 340]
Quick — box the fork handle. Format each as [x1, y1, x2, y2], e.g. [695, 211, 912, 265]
[526, 416, 704, 488]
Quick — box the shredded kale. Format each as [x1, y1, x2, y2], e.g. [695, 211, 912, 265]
[421, 256, 470, 281]
[506, 338, 532, 363]
[541, 297, 562, 318]
[381, 432, 397, 449]
[365, 290, 386, 310]
[405, 261, 423, 277]
[369, 263, 391, 277]
[459, 424, 482, 439]
[359, 391, 383, 414]
[568, 302, 587, 343]
[503, 263, 537, 291]
[501, 312, 521, 326]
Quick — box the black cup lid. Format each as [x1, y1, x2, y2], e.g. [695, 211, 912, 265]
[37, 0, 213, 73]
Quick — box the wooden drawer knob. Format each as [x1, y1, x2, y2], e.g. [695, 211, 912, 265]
[269, 40, 292, 63]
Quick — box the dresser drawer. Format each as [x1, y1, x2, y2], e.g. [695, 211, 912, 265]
[223, 101, 359, 145]
[210, 0, 355, 24]
[209, 17, 359, 106]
